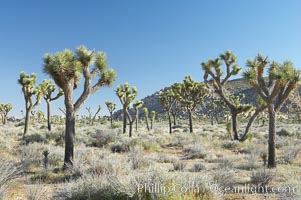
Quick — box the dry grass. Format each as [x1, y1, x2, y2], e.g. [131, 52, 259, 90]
[1, 119, 301, 199]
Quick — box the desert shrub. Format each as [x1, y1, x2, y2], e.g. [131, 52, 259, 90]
[212, 169, 236, 192]
[282, 146, 300, 164]
[89, 129, 115, 147]
[0, 160, 23, 198]
[30, 171, 77, 184]
[191, 162, 206, 172]
[25, 183, 49, 200]
[277, 128, 294, 137]
[250, 168, 274, 192]
[23, 133, 45, 144]
[110, 142, 130, 153]
[212, 159, 236, 191]
[128, 147, 151, 170]
[222, 140, 240, 150]
[172, 159, 186, 171]
[45, 131, 64, 146]
[236, 153, 260, 170]
[275, 138, 290, 149]
[140, 139, 161, 152]
[111, 122, 122, 129]
[157, 154, 174, 163]
[53, 174, 130, 200]
[183, 143, 207, 159]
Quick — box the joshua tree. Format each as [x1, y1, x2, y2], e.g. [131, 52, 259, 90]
[35, 79, 63, 131]
[43, 46, 116, 169]
[171, 100, 180, 126]
[142, 107, 150, 131]
[202, 50, 253, 140]
[244, 54, 300, 168]
[31, 111, 36, 124]
[91, 105, 101, 125]
[172, 75, 208, 133]
[126, 100, 144, 136]
[86, 107, 92, 124]
[105, 101, 116, 128]
[158, 89, 176, 134]
[151, 111, 156, 130]
[36, 110, 45, 123]
[18, 72, 42, 134]
[116, 83, 138, 134]
[0, 103, 12, 125]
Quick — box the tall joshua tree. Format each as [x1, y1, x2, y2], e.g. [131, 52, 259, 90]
[0, 103, 12, 125]
[43, 46, 116, 169]
[116, 83, 138, 134]
[105, 101, 116, 128]
[244, 54, 300, 168]
[202, 50, 252, 140]
[172, 75, 208, 133]
[35, 79, 63, 131]
[158, 89, 176, 134]
[18, 72, 41, 134]
[142, 107, 150, 131]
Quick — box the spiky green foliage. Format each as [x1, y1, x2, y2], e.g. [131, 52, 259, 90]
[116, 83, 138, 108]
[151, 111, 156, 130]
[105, 101, 116, 128]
[201, 50, 252, 140]
[0, 103, 12, 124]
[172, 75, 208, 133]
[244, 54, 300, 168]
[116, 83, 138, 135]
[43, 46, 116, 169]
[36, 110, 45, 123]
[158, 89, 176, 134]
[18, 72, 41, 134]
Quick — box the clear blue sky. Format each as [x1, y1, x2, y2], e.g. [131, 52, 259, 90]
[0, 0, 300, 117]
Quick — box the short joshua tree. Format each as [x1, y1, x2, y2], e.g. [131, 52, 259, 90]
[151, 111, 156, 130]
[126, 100, 144, 136]
[142, 107, 150, 131]
[105, 101, 116, 128]
[158, 89, 176, 134]
[116, 83, 138, 134]
[172, 75, 208, 133]
[18, 72, 42, 135]
[35, 79, 63, 131]
[0, 103, 12, 125]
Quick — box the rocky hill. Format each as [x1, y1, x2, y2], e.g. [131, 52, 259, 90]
[113, 78, 301, 119]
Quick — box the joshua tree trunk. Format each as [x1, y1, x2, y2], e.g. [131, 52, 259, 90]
[129, 121, 133, 137]
[240, 108, 264, 141]
[172, 113, 177, 125]
[168, 112, 172, 134]
[268, 105, 276, 168]
[231, 110, 239, 140]
[145, 116, 150, 131]
[46, 100, 51, 131]
[63, 87, 75, 169]
[109, 112, 113, 128]
[3, 114, 7, 125]
[188, 110, 193, 133]
[24, 108, 31, 135]
[123, 106, 127, 134]
[135, 112, 139, 131]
